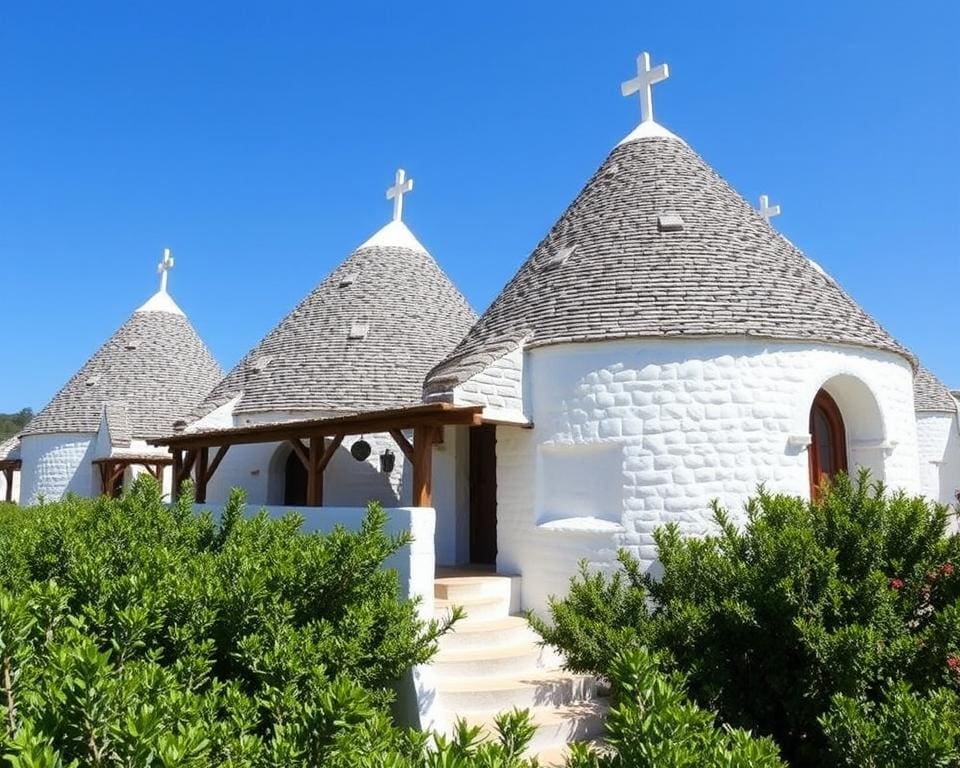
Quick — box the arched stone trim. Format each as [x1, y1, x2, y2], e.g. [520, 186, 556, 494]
[797, 372, 888, 487]
[266, 442, 293, 506]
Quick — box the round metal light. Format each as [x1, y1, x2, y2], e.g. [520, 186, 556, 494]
[351, 439, 372, 462]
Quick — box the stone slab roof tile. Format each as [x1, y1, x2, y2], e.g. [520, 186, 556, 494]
[22, 306, 222, 440]
[914, 365, 957, 412]
[425, 135, 912, 395]
[191, 242, 477, 418]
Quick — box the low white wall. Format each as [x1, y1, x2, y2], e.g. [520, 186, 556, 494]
[19, 433, 97, 504]
[195, 502, 440, 729]
[916, 411, 960, 510]
[497, 338, 922, 616]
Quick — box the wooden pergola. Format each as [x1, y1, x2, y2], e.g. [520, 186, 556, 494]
[0, 458, 20, 503]
[148, 403, 486, 506]
[93, 455, 173, 497]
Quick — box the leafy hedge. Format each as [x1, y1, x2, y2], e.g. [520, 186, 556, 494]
[0, 478, 455, 766]
[0, 477, 793, 767]
[532, 472, 960, 767]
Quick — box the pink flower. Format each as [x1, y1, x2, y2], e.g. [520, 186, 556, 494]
[941, 563, 955, 577]
[947, 655, 960, 671]
[889, 578, 904, 590]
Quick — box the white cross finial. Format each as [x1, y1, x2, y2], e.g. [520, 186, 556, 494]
[621, 51, 670, 124]
[157, 247, 174, 292]
[758, 195, 781, 222]
[386, 168, 414, 222]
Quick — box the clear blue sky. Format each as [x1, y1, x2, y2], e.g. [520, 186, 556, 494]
[2, 1, 958, 412]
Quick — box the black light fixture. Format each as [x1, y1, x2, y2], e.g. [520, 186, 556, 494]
[379, 449, 396, 474]
[351, 438, 372, 462]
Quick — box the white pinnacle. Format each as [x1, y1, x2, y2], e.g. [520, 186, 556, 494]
[157, 247, 175, 293]
[621, 51, 670, 124]
[759, 195, 781, 222]
[386, 168, 414, 223]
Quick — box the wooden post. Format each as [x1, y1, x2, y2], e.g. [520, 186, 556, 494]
[195, 447, 209, 504]
[171, 450, 182, 502]
[306, 437, 322, 507]
[412, 425, 434, 508]
[4, 468, 13, 502]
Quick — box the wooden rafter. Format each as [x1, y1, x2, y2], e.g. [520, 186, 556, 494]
[389, 429, 414, 463]
[288, 438, 310, 469]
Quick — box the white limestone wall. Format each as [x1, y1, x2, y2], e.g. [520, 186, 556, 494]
[204, 432, 410, 507]
[916, 411, 960, 509]
[450, 348, 527, 424]
[194, 502, 439, 729]
[199, 411, 469, 565]
[495, 338, 921, 616]
[19, 433, 98, 504]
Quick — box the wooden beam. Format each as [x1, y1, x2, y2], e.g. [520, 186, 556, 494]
[3, 468, 11, 503]
[178, 450, 198, 489]
[171, 450, 182, 501]
[389, 429, 414, 463]
[148, 404, 485, 450]
[195, 447, 210, 504]
[206, 445, 230, 483]
[288, 438, 309, 469]
[317, 434, 344, 472]
[412, 425, 435, 508]
[306, 437, 322, 507]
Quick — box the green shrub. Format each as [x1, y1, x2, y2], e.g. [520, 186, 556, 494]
[567, 648, 785, 768]
[819, 682, 960, 768]
[533, 472, 960, 766]
[0, 476, 458, 766]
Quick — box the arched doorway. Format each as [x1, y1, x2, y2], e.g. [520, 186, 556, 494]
[284, 451, 307, 506]
[809, 388, 847, 497]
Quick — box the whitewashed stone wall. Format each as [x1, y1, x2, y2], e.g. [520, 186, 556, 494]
[451, 348, 527, 424]
[19, 433, 97, 504]
[916, 411, 960, 509]
[495, 338, 921, 615]
[197, 405, 470, 566]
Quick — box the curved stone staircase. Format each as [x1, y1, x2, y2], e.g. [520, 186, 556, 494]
[432, 573, 607, 765]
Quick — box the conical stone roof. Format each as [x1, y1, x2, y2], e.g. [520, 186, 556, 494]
[914, 365, 957, 412]
[425, 125, 912, 395]
[21, 293, 222, 441]
[190, 221, 476, 419]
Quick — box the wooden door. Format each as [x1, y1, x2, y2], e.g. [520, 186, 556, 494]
[808, 389, 847, 498]
[469, 425, 498, 565]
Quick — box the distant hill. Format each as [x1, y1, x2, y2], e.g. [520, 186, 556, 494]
[0, 409, 33, 441]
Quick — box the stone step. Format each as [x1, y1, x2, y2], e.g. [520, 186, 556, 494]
[433, 640, 545, 677]
[434, 575, 518, 604]
[534, 737, 608, 767]
[437, 669, 598, 712]
[461, 699, 609, 755]
[435, 594, 510, 623]
[438, 614, 539, 652]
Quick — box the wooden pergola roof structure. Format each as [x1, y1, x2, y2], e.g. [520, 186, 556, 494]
[0, 458, 20, 503]
[149, 403, 487, 507]
[92, 454, 173, 498]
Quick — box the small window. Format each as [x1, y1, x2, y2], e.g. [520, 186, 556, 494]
[348, 323, 369, 340]
[339, 272, 359, 288]
[808, 389, 847, 498]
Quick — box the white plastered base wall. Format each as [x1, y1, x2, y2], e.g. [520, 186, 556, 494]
[916, 411, 960, 511]
[196, 406, 471, 566]
[494, 338, 921, 616]
[19, 433, 98, 504]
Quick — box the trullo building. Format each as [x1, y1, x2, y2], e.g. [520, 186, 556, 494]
[423, 52, 937, 612]
[914, 366, 960, 509]
[181, 169, 478, 515]
[16, 251, 221, 504]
